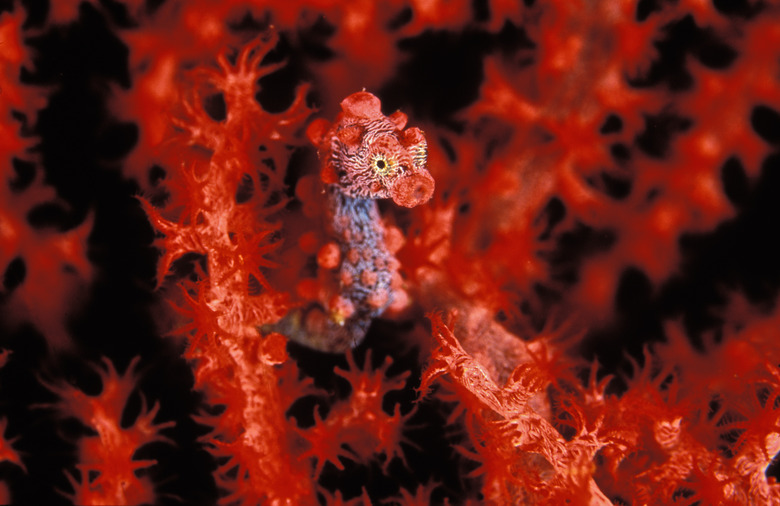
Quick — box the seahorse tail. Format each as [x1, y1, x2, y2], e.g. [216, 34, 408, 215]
[266, 304, 370, 353]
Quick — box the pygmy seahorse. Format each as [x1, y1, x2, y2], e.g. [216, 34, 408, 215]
[280, 91, 434, 352]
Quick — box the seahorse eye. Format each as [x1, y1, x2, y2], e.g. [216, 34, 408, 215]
[370, 153, 396, 176]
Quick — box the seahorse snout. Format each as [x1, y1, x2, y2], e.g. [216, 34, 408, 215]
[390, 171, 435, 208]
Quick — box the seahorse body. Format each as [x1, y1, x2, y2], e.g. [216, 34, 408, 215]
[281, 92, 434, 352]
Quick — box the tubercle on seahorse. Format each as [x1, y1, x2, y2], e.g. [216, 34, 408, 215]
[281, 92, 435, 352]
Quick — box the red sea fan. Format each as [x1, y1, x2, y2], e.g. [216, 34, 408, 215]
[422, 313, 611, 504]
[138, 33, 317, 503]
[0, 8, 93, 350]
[297, 350, 412, 478]
[42, 357, 174, 506]
[4, 0, 780, 504]
[120, 0, 780, 502]
[0, 350, 23, 500]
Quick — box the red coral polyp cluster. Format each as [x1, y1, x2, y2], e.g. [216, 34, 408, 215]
[43, 358, 173, 505]
[2, 0, 780, 504]
[297, 351, 412, 478]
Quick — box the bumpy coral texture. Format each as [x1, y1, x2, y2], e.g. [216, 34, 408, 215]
[2, 0, 780, 505]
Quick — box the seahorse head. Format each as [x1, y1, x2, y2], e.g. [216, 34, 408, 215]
[307, 91, 435, 208]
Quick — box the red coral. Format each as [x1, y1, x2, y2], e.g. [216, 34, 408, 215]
[43, 357, 173, 505]
[137, 32, 316, 503]
[423, 313, 612, 503]
[0, 9, 93, 349]
[298, 351, 412, 477]
[6, 0, 780, 504]
[0, 397, 24, 476]
[424, 305, 780, 503]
